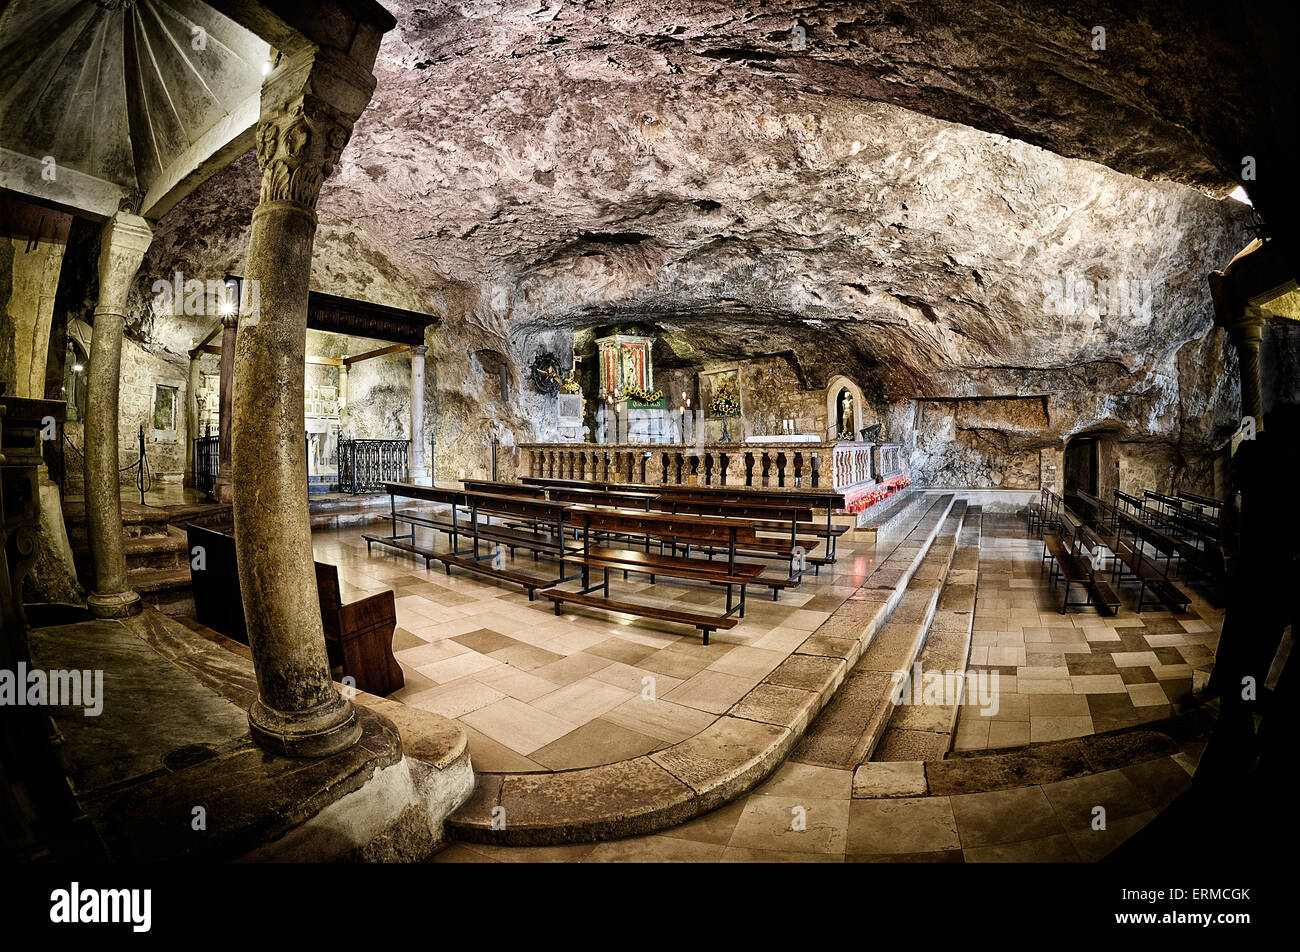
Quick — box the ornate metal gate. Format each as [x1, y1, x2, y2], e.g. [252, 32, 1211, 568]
[193, 428, 219, 495]
[338, 438, 409, 494]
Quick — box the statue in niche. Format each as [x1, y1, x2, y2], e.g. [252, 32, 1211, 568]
[836, 388, 855, 440]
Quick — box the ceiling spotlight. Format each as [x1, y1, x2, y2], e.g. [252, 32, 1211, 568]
[262, 60, 272, 76]
[218, 299, 236, 316]
[72, 363, 84, 372]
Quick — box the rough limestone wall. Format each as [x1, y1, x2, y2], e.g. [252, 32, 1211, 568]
[118, 337, 190, 483]
[346, 352, 410, 441]
[911, 397, 1048, 488]
[732, 356, 826, 441]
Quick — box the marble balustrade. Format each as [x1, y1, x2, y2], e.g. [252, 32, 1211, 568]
[516, 441, 901, 493]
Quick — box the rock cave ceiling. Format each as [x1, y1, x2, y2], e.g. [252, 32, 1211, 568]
[151, 0, 1277, 445]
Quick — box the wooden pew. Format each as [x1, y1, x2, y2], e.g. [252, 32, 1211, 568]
[545, 505, 761, 643]
[1026, 487, 1049, 533]
[364, 483, 578, 597]
[315, 562, 404, 696]
[1040, 510, 1119, 615]
[186, 525, 404, 696]
[471, 479, 804, 598]
[1111, 534, 1191, 613]
[522, 476, 850, 561]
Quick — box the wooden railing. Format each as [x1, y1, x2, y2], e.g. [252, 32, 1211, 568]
[516, 441, 900, 494]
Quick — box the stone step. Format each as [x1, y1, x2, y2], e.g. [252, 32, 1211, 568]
[443, 493, 959, 847]
[847, 486, 924, 539]
[73, 524, 191, 571]
[790, 500, 967, 768]
[127, 565, 195, 616]
[873, 503, 983, 761]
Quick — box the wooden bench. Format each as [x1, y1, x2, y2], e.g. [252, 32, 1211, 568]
[544, 505, 761, 643]
[315, 562, 404, 696]
[365, 483, 579, 597]
[473, 479, 804, 598]
[1111, 534, 1191, 613]
[186, 525, 404, 696]
[1041, 513, 1095, 613]
[1027, 487, 1050, 533]
[1076, 524, 1121, 615]
[522, 477, 850, 561]
[1041, 511, 1118, 614]
[654, 496, 821, 570]
[1177, 489, 1223, 515]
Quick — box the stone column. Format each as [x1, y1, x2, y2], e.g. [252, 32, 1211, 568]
[1222, 304, 1268, 432]
[232, 47, 378, 758]
[211, 312, 238, 502]
[409, 344, 428, 481]
[337, 363, 349, 434]
[186, 354, 201, 483]
[83, 211, 152, 619]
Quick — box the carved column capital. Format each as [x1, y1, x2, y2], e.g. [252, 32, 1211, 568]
[254, 48, 377, 214]
[95, 211, 153, 317]
[411, 344, 428, 358]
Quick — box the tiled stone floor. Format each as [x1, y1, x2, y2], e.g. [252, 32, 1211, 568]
[322, 502, 1217, 863]
[951, 514, 1222, 750]
[312, 517, 885, 771]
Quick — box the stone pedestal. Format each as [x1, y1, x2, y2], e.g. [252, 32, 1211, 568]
[83, 212, 153, 619]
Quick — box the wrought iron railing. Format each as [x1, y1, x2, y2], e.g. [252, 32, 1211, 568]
[337, 438, 409, 494]
[194, 428, 219, 495]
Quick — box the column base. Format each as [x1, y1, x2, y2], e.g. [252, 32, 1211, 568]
[87, 589, 142, 619]
[212, 473, 234, 503]
[248, 694, 361, 758]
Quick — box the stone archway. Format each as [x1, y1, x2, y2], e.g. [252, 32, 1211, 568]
[825, 374, 865, 440]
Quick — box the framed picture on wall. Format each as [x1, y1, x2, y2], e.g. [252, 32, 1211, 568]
[152, 384, 178, 442]
[699, 368, 741, 420]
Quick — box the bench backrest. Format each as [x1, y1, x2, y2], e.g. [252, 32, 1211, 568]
[186, 524, 248, 645]
[461, 479, 547, 498]
[523, 476, 844, 512]
[655, 497, 815, 524]
[464, 490, 570, 523]
[548, 487, 657, 509]
[1177, 489, 1222, 510]
[383, 482, 466, 508]
[314, 562, 344, 639]
[567, 505, 759, 545]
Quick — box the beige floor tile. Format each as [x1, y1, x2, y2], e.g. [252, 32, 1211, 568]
[847, 797, 960, 854]
[1127, 683, 1171, 706]
[754, 761, 854, 800]
[602, 695, 717, 742]
[1018, 677, 1074, 694]
[416, 651, 501, 683]
[1070, 674, 1128, 694]
[663, 669, 758, 714]
[730, 795, 850, 854]
[531, 677, 634, 722]
[460, 697, 580, 754]
[1029, 715, 1094, 742]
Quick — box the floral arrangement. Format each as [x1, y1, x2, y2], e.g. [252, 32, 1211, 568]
[560, 370, 581, 394]
[620, 383, 663, 404]
[709, 379, 741, 418]
[845, 475, 912, 514]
